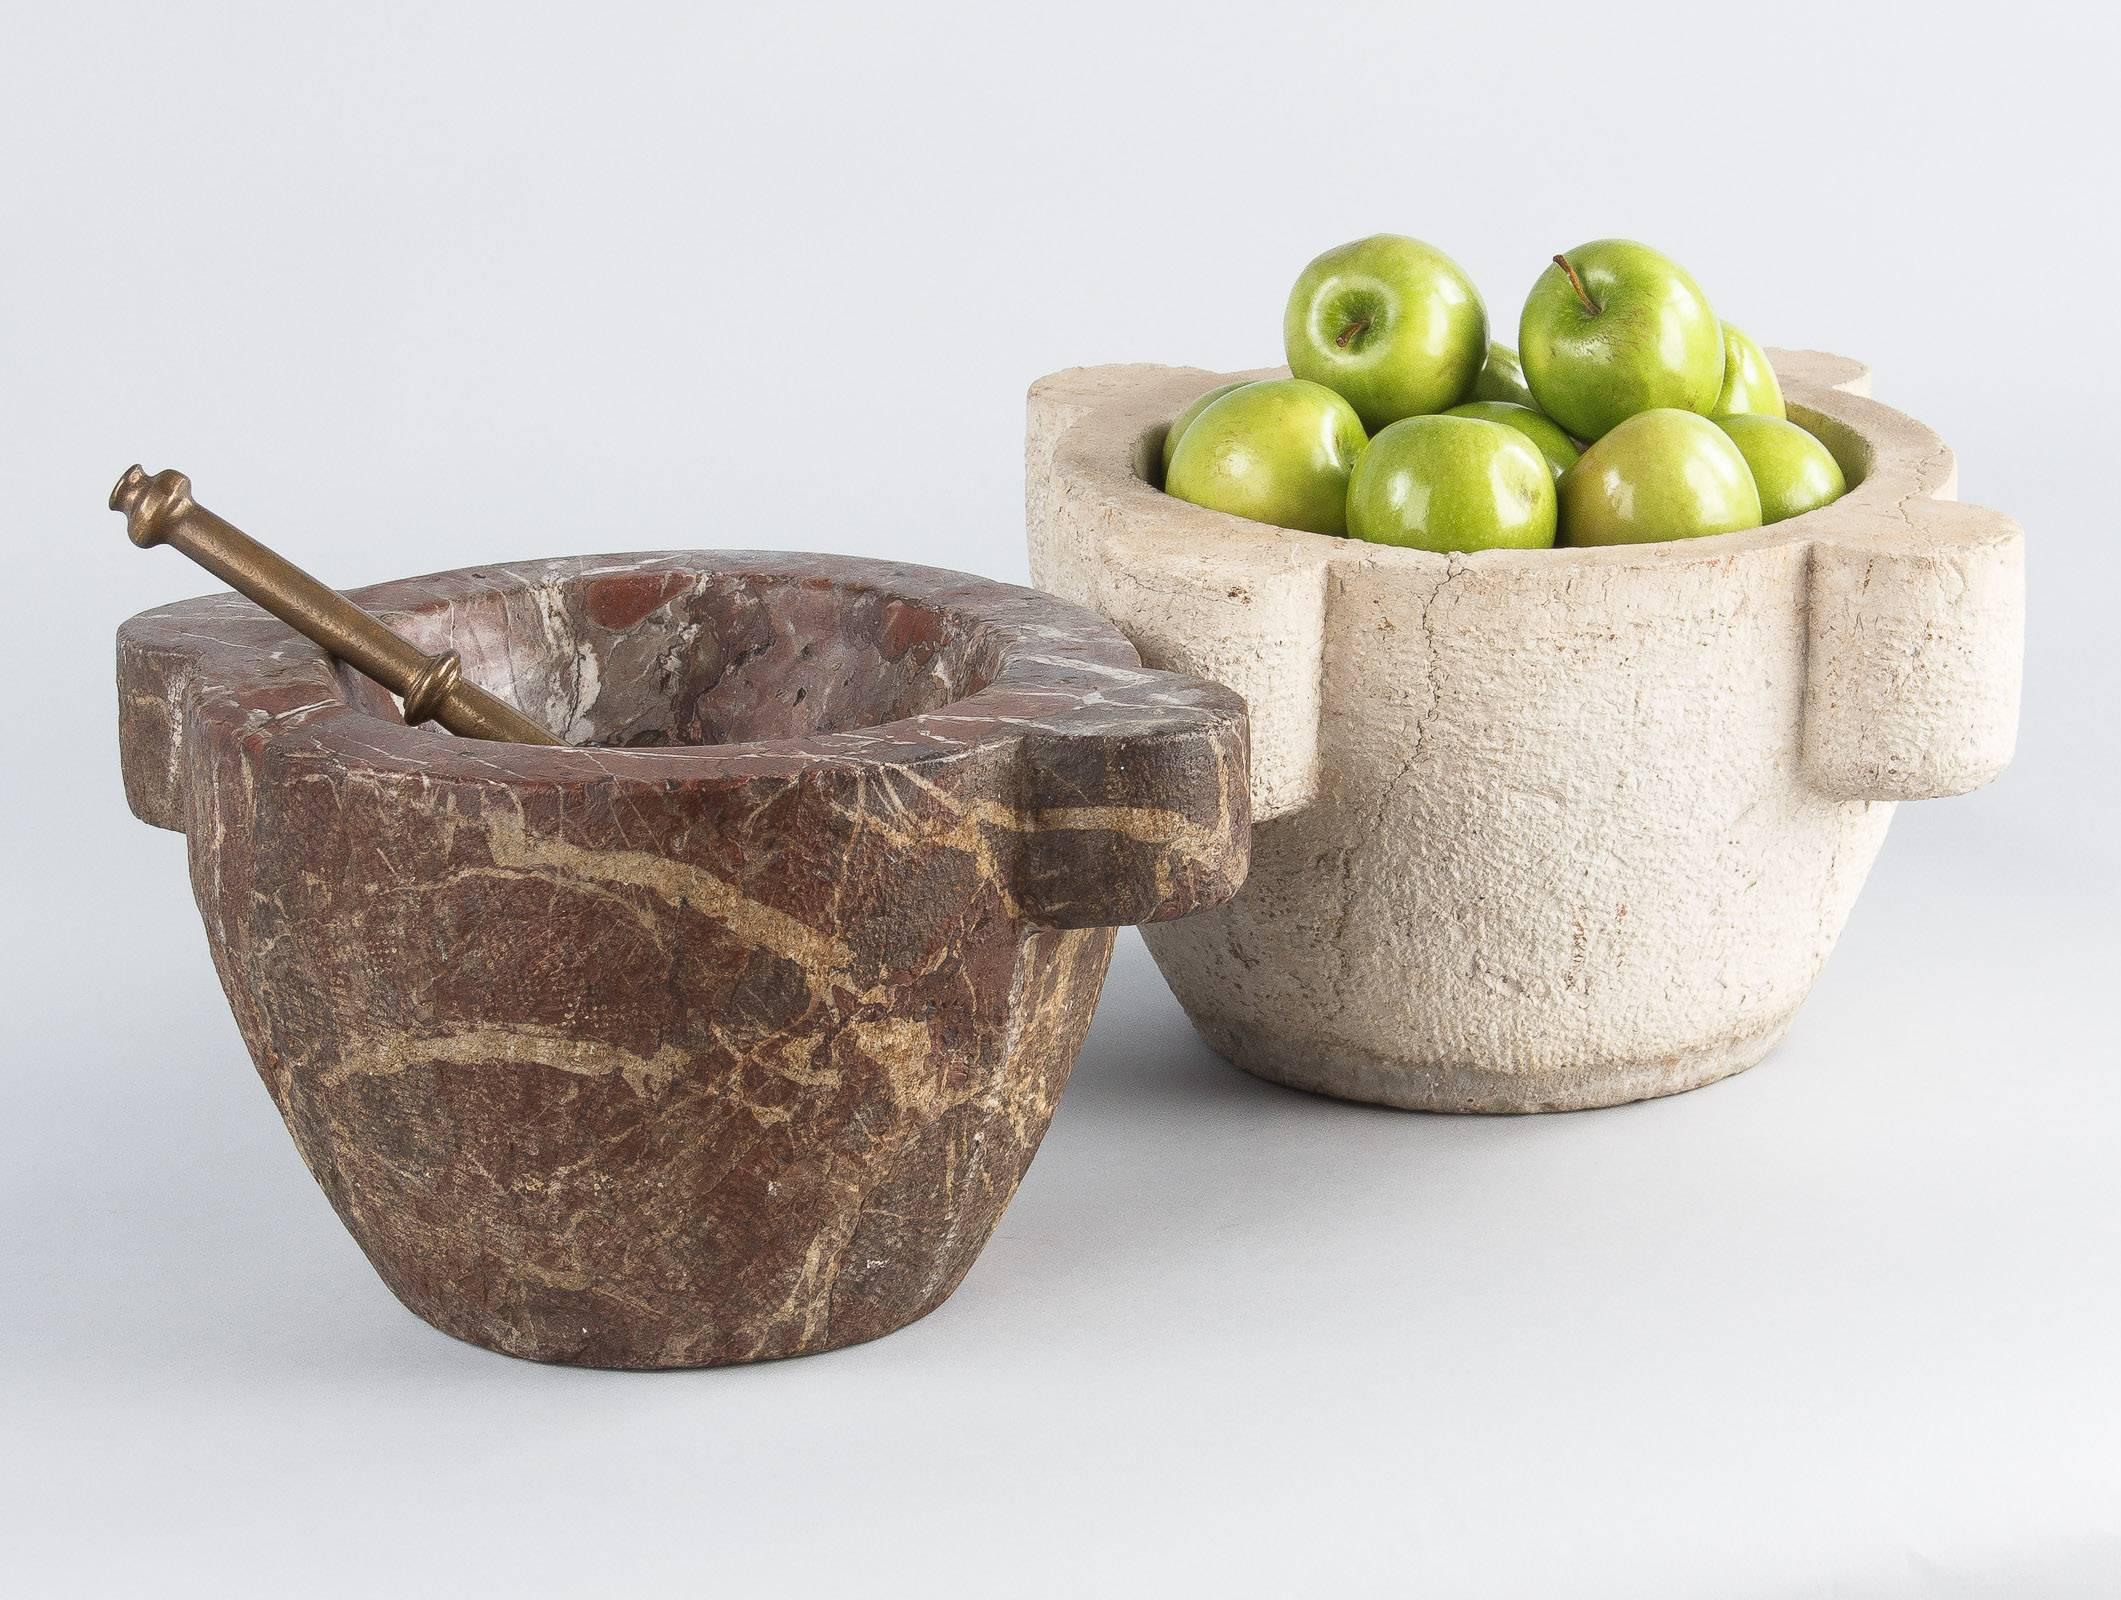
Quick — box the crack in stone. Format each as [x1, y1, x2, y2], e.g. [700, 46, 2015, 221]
[1325, 557, 1467, 1006]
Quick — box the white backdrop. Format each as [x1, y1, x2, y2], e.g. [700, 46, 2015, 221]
[4, 3, 2117, 1594]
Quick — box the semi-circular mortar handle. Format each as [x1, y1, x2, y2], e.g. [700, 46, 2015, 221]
[1010, 698, 1250, 928]
[1027, 352, 2024, 820]
[115, 551, 1248, 1366]
[1804, 507, 2024, 801]
[1778, 369, 2026, 803]
[1029, 363, 1332, 820]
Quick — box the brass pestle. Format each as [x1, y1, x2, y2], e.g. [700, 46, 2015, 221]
[111, 465, 561, 746]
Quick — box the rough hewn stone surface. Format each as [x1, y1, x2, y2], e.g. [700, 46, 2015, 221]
[119, 553, 1248, 1365]
[1027, 352, 2024, 1112]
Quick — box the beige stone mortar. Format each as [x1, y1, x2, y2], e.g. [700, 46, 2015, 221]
[1026, 353, 2024, 1111]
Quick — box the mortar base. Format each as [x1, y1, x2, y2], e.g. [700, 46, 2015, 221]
[1186, 1011, 1799, 1114]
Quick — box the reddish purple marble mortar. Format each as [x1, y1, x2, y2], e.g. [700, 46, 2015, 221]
[118, 552, 1249, 1367]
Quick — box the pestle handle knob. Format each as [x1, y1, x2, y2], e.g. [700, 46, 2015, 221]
[111, 465, 563, 747]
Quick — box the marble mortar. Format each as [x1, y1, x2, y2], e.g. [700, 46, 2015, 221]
[119, 552, 1249, 1365]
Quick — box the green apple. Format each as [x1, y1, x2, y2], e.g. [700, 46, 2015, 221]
[1165, 378, 1366, 535]
[1712, 324, 1784, 418]
[1559, 409, 1762, 546]
[1715, 413, 1845, 523]
[1444, 400, 1580, 482]
[1471, 341, 1535, 407]
[1284, 234, 1487, 431]
[1160, 380, 1252, 481]
[1346, 414, 1555, 552]
[1520, 239, 1724, 441]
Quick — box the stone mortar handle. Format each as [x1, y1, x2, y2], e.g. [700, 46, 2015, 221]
[1801, 502, 2025, 801]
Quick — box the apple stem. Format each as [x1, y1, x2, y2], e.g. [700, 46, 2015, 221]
[1336, 319, 1369, 350]
[1553, 253, 1599, 315]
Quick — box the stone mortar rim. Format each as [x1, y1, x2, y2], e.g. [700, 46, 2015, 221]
[1040, 348, 2007, 574]
[119, 549, 1239, 790]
